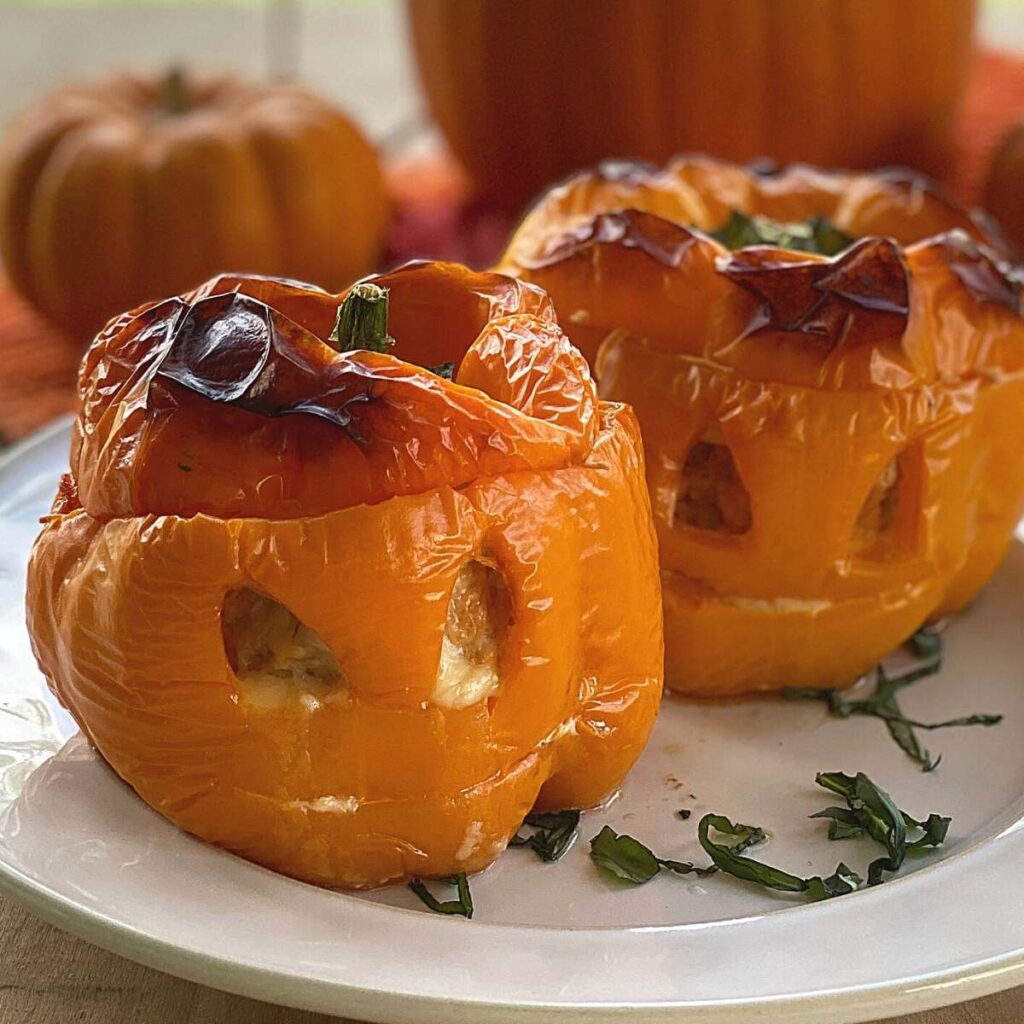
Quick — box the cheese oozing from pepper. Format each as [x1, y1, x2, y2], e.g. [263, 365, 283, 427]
[676, 425, 752, 534]
[433, 559, 512, 709]
[222, 587, 344, 708]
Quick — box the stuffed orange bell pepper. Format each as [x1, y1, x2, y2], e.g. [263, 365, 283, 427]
[26, 263, 663, 889]
[501, 157, 1024, 697]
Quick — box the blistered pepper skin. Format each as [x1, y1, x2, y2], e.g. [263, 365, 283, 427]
[500, 158, 1024, 697]
[26, 263, 663, 888]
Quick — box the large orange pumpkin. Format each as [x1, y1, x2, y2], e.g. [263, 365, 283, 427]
[0, 70, 389, 339]
[501, 158, 1024, 697]
[407, 0, 977, 210]
[26, 262, 663, 889]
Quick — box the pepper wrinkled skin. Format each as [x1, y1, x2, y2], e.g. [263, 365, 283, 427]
[26, 263, 663, 888]
[500, 157, 1024, 697]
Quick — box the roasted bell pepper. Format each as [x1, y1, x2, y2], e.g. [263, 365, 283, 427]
[27, 263, 663, 888]
[501, 157, 1024, 697]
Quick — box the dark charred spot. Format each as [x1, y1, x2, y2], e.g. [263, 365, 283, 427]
[528, 210, 701, 270]
[153, 291, 373, 432]
[159, 293, 276, 403]
[929, 231, 1022, 314]
[873, 167, 1007, 251]
[718, 238, 910, 348]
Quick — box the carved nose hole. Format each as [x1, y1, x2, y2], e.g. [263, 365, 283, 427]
[851, 446, 921, 561]
[675, 430, 752, 535]
[222, 586, 343, 707]
[434, 559, 513, 709]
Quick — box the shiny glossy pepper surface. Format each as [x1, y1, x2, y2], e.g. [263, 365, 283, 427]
[501, 158, 1024, 697]
[26, 263, 664, 889]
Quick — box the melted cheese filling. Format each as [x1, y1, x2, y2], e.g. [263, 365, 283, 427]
[222, 587, 344, 708]
[433, 560, 512, 709]
[676, 428, 752, 535]
[853, 456, 901, 553]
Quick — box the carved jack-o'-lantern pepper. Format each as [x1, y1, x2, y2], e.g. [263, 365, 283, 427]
[26, 263, 663, 888]
[501, 157, 1024, 697]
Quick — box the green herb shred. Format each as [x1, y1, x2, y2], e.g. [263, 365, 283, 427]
[588, 826, 717, 885]
[812, 771, 950, 885]
[510, 809, 581, 863]
[408, 873, 474, 918]
[697, 814, 861, 900]
[783, 631, 1000, 770]
[710, 210, 855, 256]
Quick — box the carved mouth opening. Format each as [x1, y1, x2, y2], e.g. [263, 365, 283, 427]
[676, 432, 752, 535]
[851, 446, 922, 561]
[434, 559, 513, 710]
[222, 587, 343, 705]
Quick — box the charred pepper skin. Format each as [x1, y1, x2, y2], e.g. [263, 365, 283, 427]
[501, 158, 1024, 697]
[26, 263, 663, 889]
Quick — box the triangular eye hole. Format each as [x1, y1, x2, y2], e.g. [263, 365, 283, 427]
[851, 447, 919, 561]
[855, 458, 900, 538]
[434, 559, 513, 710]
[222, 587, 343, 701]
[675, 431, 752, 535]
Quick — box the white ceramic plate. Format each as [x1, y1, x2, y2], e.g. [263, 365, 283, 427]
[2, 418, 1024, 1023]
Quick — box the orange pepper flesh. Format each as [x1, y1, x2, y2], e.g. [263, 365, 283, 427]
[27, 263, 663, 888]
[500, 158, 1024, 697]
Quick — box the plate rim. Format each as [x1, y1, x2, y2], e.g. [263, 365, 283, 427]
[3, 417, 1024, 1024]
[2, 851, 1023, 1024]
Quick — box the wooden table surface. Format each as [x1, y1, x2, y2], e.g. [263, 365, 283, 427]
[0, 892, 1017, 1024]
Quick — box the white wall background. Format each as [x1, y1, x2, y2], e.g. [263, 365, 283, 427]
[0, 2, 420, 141]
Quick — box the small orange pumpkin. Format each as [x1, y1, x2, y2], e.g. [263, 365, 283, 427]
[0, 69, 390, 339]
[407, 0, 977, 210]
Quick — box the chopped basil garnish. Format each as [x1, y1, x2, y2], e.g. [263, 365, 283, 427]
[330, 282, 394, 354]
[408, 873, 473, 918]
[695, 772, 949, 898]
[697, 814, 861, 900]
[710, 210, 855, 256]
[813, 771, 950, 885]
[589, 826, 716, 884]
[510, 809, 581, 862]
[590, 826, 662, 883]
[909, 627, 943, 660]
[588, 771, 950, 900]
[783, 631, 1000, 771]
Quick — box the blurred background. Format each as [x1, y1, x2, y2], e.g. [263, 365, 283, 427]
[1, 0, 1023, 444]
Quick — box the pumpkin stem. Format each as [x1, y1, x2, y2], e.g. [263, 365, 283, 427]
[329, 283, 394, 354]
[161, 66, 189, 116]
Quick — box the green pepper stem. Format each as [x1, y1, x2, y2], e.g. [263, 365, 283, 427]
[330, 283, 393, 354]
[161, 66, 188, 116]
